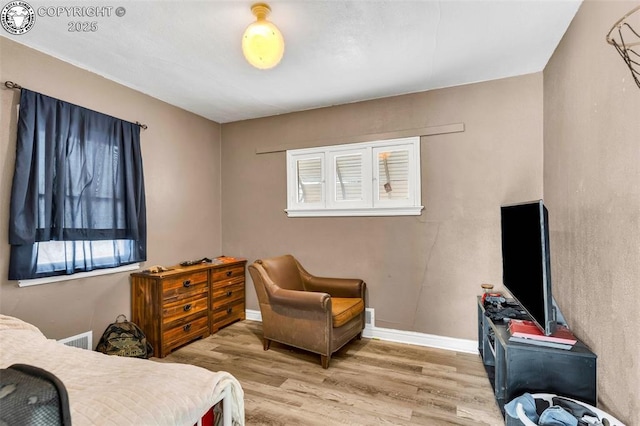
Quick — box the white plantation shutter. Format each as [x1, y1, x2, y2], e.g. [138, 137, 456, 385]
[334, 153, 363, 201]
[327, 148, 371, 209]
[373, 143, 419, 208]
[297, 157, 323, 203]
[288, 153, 324, 210]
[376, 149, 410, 200]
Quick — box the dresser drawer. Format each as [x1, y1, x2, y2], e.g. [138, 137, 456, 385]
[212, 298, 245, 332]
[162, 271, 208, 302]
[162, 314, 209, 351]
[212, 281, 244, 305]
[211, 265, 245, 283]
[162, 293, 208, 325]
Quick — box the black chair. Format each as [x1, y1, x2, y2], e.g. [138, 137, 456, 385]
[0, 364, 71, 426]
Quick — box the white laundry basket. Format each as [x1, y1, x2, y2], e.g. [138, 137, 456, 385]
[512, 393, 626, 426]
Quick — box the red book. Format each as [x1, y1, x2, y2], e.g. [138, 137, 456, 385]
[508, 319, 577, 345]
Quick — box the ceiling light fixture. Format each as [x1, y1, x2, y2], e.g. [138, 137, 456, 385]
[242, 3, 285, 70]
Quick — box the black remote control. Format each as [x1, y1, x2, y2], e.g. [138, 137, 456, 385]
[180, 257, 212, 267]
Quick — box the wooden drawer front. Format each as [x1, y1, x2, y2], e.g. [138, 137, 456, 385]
[212, 281, 245, 305]
[162, 271, 208, 302]
[162, 293, 208, 325]
[212, 275, 244, 292]
[211, 265, 245, 283]
[212, 298, 245, 331]
[163, 314, 209, 350]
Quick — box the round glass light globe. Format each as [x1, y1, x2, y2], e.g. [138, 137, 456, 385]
[242, 20, 285, 69]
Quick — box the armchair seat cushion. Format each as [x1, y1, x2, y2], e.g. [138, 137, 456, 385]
[332, 297, 364, 328]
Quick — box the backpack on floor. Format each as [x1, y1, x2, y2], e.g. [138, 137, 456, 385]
[96, 314, 153, 359]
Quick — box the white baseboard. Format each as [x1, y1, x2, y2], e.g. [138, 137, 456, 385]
[244, 309, 478, 354]
[245, 309, 262, 322]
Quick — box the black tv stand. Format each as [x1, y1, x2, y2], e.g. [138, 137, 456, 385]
[477, 297, 597, 413]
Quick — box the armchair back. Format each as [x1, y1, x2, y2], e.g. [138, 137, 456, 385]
[258, 255, 305, 291]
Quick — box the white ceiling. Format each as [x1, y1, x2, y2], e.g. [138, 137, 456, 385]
[3, 0, 582, 123]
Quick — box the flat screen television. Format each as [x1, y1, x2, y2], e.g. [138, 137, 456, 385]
[500, 200, 558, 336]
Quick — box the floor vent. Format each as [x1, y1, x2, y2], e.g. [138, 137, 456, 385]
[365, 308, 375, 328]
[58, 331, 92, 350]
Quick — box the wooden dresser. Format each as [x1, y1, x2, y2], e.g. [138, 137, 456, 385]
[131, 257, 247, 357]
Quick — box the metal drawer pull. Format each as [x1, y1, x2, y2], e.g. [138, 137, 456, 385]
[183, 304, 192, 312]
[226, 271, 232, 277]
[226, 291, 232, 297]
[183, 279, 191, 288]
[226, 308, 233, 314]
[183, 324, 191, 332]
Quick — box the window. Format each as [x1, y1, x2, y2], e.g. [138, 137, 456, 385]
[286, 137, 423, 217]
[8, 89, 147, 281]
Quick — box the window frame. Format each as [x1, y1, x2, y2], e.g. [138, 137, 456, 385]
[286, 136, 423, 217]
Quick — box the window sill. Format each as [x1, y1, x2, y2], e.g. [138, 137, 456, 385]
[285, 206, 424, 217]
[17, 263, 141, 288]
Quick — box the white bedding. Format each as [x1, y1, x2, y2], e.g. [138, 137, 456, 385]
[0, 315, 244, 426]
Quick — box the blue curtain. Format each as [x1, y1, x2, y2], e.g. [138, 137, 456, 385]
[8, 89, 146, 280]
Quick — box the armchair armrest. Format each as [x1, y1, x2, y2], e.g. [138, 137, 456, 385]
[294, 257, 365, 298]
[269, 287, 331, 313]
[305, 277, 365, 299]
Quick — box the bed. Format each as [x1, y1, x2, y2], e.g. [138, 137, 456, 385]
[0, 314, 244, 426]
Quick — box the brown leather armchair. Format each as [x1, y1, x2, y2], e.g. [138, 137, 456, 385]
[248, 254, 366, 368]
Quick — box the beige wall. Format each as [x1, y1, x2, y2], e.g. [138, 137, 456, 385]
[0, 38, 223, 342]
[543, 1, 640, 423]
[221, 73, 543, 340]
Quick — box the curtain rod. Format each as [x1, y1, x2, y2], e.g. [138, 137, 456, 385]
[3, 81, 148, 130]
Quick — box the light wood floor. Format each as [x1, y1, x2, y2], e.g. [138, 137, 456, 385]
[161, 320, 505, 425]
